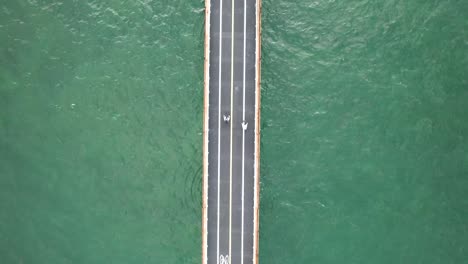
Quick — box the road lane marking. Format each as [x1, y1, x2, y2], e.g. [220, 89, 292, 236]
[217, 0, 223, 263]
[229, 0, 235, 262]
[220, 255, 229, 264]
[253, 1, 260, 263]
[241, 0, 247, 263]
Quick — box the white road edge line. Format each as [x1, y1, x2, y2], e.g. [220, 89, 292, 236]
[203, 0, 210, 263]
[229, 0, 235, 262]
[217, 0, 223, 263]
[253, 0, 259, 263]
[241, 0, 246, 263]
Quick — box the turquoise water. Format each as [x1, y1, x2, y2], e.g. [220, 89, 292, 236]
[1, 0, 467, 263]
[260, 1, 468, 263]
[1, 1, 204, 263]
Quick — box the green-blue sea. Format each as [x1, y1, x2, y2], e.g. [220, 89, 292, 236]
[1, 0, 467, 263]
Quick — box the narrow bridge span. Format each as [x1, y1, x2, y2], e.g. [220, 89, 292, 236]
[202, 0, 261, 263]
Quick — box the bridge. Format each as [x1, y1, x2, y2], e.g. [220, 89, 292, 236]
[202, 0, 261, 264]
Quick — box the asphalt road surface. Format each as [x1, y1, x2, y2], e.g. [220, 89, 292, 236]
[203, 0, 259, 264]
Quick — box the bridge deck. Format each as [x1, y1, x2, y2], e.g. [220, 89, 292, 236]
[202, 0, 261, 264]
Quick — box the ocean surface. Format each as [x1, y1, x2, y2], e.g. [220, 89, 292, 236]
[1, 0, 467, 263]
